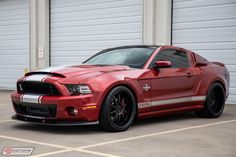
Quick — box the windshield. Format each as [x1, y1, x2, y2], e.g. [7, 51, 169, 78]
[84, 47, 156, 68]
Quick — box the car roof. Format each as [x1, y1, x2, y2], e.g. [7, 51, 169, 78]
[103, 45, 160, 50]
[102, 45, 190, 51]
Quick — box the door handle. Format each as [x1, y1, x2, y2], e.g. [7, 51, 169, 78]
[186, 72, 194, 78]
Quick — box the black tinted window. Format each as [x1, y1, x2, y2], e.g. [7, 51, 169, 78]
[151, 49, 189, 68]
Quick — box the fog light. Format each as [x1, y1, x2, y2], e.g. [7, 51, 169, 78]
[65, 107, 78, 116]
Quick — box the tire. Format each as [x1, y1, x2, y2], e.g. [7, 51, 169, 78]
[99, 86, 136, 132]
[196, 82, 225, 118]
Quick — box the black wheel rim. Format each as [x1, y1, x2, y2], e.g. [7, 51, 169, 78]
[109, 92, 132, 127]
[209, 87, 224, 113]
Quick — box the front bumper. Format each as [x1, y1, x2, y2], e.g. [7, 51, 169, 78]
[11, 91, 100, 124]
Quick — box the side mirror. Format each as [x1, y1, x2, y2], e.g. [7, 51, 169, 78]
[155, 61, 172, 68]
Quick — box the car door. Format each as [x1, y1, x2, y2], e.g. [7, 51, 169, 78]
[149, 49, 197, 110]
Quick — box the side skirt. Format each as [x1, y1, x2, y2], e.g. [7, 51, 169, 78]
[138, 105, 203, 119]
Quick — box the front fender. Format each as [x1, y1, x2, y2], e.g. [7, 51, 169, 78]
[83, 74, 142, 113]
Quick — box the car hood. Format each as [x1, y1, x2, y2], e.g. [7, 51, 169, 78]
[26, 64, 132, 83]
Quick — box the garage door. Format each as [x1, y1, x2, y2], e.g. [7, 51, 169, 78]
[172, 0, 236, 104]
[0, 0, 29, 90]
[50, 0, 143, 66]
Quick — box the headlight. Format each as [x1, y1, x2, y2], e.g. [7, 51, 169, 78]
[65, 84, 92, 95]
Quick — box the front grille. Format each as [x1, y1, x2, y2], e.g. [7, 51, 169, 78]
[17, 81, 61, 95]
[13, 102, 57, 118]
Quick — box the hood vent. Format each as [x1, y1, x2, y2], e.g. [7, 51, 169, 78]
[25, 72, 66, 78]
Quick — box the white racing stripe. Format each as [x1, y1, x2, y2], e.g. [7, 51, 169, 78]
[24, 66, 66, 82]
[20, 67, 65, 103]
[41, 75, 52, 82]
[21, 94, 42, 103]
[38, 95, 43, 104]
[24, 74, 50, 82]
[138, 96, 206, 109]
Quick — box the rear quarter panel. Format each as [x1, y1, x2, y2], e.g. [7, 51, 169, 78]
[196, 63, 229, 99]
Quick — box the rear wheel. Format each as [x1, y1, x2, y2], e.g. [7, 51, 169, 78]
[196, 82, 225, 118]
[99, 86, 136, 132]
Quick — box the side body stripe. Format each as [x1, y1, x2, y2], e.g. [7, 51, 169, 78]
[138, 96, 206, 109]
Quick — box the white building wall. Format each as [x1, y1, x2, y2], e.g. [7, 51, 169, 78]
[50, 0, 143, 65]
[0, 0, 29, 89]
[172, 0, 236, 103]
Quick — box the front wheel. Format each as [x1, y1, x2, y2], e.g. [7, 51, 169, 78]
[196, 82, 225, 118]
[99, 86, 136, 132]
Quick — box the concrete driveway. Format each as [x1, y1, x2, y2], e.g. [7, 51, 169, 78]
[0, 90, 235, 157]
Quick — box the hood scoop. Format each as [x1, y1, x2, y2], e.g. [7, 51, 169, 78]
[25, 71, 66, 78]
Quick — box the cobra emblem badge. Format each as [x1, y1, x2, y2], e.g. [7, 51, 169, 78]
[143, 83, 150, 92]
[19, 83, 23, 91]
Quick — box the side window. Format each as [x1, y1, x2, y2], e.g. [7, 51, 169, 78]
[150, 49, 190, 68]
